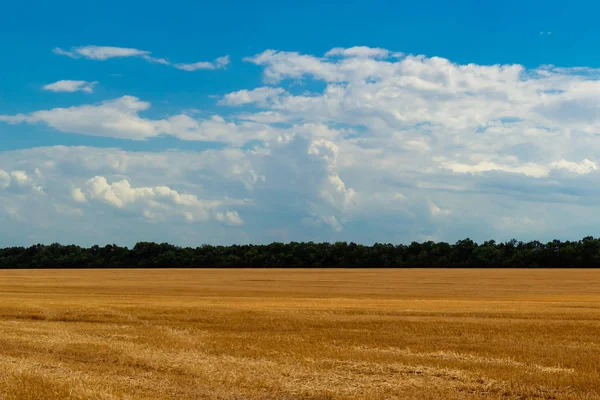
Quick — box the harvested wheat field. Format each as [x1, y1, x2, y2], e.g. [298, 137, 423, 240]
[0, 269, 599, 400]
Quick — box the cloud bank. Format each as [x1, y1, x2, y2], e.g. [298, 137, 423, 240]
[3, 46, 600, 246]
[43, 80, 98, 93]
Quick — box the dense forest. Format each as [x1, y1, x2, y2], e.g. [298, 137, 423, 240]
[2, 238, 600, 268]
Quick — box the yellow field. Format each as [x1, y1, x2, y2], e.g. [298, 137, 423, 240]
[0, 269, 599, 400]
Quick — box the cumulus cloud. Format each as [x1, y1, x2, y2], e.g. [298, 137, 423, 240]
[240, 48, 600, 178]
[215, 210, 244, 225]
[78, 176, 244, 225]
[11, 171, 30, 185]
[0, 147, 257, 245]
[71, 187, 87, 203]
[429, 200, 452, 217]
[0, 169, 45, 195]
[309, 139, 356, 211]
[219, 87, 286, 106]
[245, 50, 344, 83]
[43, 80, 98, 93]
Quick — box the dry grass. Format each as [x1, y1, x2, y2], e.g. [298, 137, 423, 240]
[0, 268, 599, 399]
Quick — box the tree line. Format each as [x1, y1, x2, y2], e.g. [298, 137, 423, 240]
[2, 237, 600, 268]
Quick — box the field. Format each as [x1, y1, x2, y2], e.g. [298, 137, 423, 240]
[0, 269, 599, 399]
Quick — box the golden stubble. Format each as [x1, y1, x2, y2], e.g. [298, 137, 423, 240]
[0, 268, 599, 399]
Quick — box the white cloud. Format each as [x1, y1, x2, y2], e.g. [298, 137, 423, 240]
[80, 176, 244, 225]
[309, 139, 356, 212]
[0, 96, 279, 145]
[0, 114, 28, 124]
[174, 61, 214, 71]
[43, 80, 98, 93]
[0, 147, 259, 245]
[215, 210, 244, 226]
[11, 171, 30, 185]
[429, 201, 452, 217]
[239, 48, 600, 182]
[439, 160, 550, 178]
[174, 55, 230, 71]
[142, 55, 170, 65]
[551, 159, 597, 174]
[0, 169, 45, 195]
[162, 114, 278, 144]
[0, 96, 157, 140]
[439, 159, 599, 178]
[325, 46, 399, 59]
[53, 45, 227, 72]
[219, 87, 286, 106]
[245, 50, 344, 83]
[215, 55, 230, 68]
[53, 45, 150, 60]
[71, 187, 87, 203]
[52, 47, 76, 58]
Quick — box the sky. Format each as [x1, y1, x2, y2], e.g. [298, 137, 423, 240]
[2, 0, 600, 247]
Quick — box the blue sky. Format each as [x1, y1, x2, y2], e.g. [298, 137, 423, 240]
[1, 0, 600, 246]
